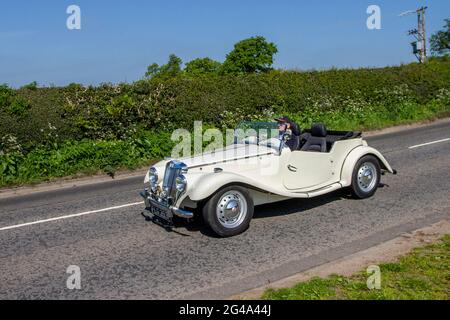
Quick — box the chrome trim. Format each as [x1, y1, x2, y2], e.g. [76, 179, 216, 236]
[175, 174, 187, 192]
[186, 152, 273, 170]
[172, 207, 194, 219]
[216, 190, 248, 229]
[149, 167, 158, 183]
[357, 162, 378, 192]
[149, 167, 158, 192]
[162, 160, 188, 205]
[140, 190, 193, 219]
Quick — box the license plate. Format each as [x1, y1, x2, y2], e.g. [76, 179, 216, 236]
[149, 200, 171, 221]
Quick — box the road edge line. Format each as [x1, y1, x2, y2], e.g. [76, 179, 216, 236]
[0, 202, 143, 232]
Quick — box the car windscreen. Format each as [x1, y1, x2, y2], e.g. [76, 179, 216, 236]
[234, 121, 280, 148]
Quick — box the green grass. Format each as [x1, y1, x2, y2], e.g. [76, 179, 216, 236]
[262, 235, 450, 300]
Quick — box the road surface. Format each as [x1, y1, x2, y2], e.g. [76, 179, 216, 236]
[0, 120, 449, 299]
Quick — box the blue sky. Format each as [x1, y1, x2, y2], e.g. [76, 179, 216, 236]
[1, 0, 448, 87]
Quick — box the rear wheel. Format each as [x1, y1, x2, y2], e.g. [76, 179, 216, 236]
[202, 186, 254, 237]
[351, 155, 381, 199]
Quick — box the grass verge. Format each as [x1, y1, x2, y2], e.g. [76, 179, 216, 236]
[262, 235, 450, 300]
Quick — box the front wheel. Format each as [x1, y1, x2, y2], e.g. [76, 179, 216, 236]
[202, 186, 254, 237]
[351, 155, 381, 199]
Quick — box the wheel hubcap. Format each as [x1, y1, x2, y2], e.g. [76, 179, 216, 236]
[216, 191, 248, 229]
[357, 162, 377, 192]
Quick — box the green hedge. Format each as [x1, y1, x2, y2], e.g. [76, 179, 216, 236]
[1, 58, 449, 186]
[0, 130, 174, 186]
[1, 58, 449, 148]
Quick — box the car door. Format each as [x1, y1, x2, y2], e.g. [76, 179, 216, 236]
[283, 151, 334, 190]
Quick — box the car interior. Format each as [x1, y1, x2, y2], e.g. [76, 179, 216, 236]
[293, 123, 362, 153]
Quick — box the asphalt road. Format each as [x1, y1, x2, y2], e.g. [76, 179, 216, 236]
[0, 120, 449, 299]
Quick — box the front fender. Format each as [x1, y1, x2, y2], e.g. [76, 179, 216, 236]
[340, 146, 395, 187]
[184, 172, 257, 202]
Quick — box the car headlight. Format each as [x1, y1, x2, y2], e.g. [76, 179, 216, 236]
[175, 174, 187, 192]
[149, 167, 158, 190]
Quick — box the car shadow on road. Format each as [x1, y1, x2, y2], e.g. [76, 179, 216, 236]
[161, 188, 353, 237]
[252, 189, 350, 220]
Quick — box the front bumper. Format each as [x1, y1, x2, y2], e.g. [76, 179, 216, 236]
[140, 190, 194, 222]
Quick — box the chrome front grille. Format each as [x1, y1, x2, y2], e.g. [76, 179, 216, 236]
[162, 160, 187, 205]
[162, 162, 177, 200]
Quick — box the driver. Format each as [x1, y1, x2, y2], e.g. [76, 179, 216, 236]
[275, 116, 301, 150]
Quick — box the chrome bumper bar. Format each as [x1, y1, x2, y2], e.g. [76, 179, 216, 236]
[140, 190, 194, 219]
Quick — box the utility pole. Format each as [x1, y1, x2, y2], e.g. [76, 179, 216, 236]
[400, 6, 428, 63]
[417, 6, 427, 63]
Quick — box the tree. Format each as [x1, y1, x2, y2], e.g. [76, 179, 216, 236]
[145, 63, 160, 78]
[160, 54, 183, 77]
[430, 19, 450, 56]
[21, 81, 38, 90]
[145, 54, 183, 79]
[185, 58, 221, 76]
[220, 36, 278, 74]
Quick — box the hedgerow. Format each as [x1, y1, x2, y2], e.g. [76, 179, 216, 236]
[0, 58, 449, 186]
[2, 58, 449, 146]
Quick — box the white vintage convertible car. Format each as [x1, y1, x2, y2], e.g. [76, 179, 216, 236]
[141, 121, 397, 237]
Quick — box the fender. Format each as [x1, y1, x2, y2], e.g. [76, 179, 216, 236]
[181, 171, 309, 204]
[186, 172, 271, 202]
[340, 145, 395, 187]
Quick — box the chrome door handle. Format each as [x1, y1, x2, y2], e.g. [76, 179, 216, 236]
[287, 164, 298, 172]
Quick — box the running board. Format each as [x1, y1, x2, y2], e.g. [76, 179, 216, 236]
[306, 183, 343, 198]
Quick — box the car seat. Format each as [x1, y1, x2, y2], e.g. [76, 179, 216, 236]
[300, 123, 327, 152]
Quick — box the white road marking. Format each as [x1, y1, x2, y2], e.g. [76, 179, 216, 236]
[0, 201, 142, 232]
[408, 138, 450, 150]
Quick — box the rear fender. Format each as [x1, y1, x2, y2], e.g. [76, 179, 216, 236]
[340, 146, 394, 187]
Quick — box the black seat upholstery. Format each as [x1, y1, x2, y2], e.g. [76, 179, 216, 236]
[289, 135, 300, 151]
[300, 123, 327, 152]
[284, 121, 301, 151]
